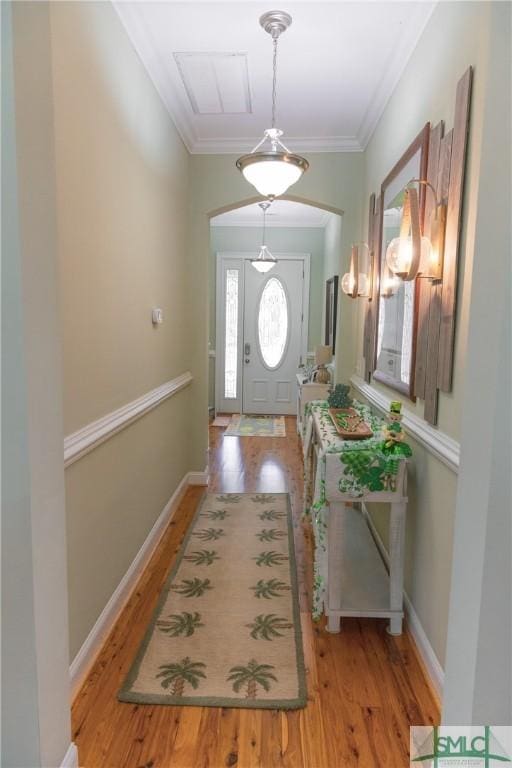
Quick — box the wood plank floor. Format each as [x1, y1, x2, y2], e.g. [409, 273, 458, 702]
[72, 416, 439, 767]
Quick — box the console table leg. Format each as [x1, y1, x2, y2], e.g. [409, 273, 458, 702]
[326, 502, 344, 633]
[388, 615, 403, 636]
[388, 500, 406, 636]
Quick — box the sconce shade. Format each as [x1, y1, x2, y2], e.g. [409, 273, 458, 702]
[385, 182, 447, 282]
[422, 203, 446, 280]
[384, 187, 423, 281]
[386, 235, 432, 281]
[341, 271, 356, 296]
[341, 243, 372, 299]
[341, 245, 359, 298]
[341, 272, 369, 296]
[315, 345, 332, 366]
[381, 263, 401, 298]
[357, 272, 370, 297]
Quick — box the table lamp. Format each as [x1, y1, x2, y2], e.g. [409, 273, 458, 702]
[314, 345, 332, 384]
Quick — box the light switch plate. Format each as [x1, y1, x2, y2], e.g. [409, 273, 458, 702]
[152, 308, 163, 325]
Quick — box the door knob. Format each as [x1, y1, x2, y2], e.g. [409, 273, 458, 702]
[245, 358, 250, 364]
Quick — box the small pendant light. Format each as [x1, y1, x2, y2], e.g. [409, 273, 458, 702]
[250, 202, 277, 273]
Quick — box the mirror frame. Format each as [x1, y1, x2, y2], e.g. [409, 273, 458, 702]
[373, 123, 430, 400]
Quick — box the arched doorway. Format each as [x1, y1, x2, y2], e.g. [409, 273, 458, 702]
[208, 198, 343, 417]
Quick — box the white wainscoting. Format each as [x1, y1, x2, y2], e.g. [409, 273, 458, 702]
[350, 375, 460, 473]
[361, 504, 444, 700]
[64, 372, 193, 467]
[69, 467, 208, 696]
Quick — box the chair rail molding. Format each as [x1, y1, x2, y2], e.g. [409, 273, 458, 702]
[350, 374, 460, 473]
[64, 372, 193, 467]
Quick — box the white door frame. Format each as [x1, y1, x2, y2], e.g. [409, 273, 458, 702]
[215, 252, 311, 414]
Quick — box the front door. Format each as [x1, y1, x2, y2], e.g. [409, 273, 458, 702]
[215, 253, 309, 416]
[242, 259, 304, 415]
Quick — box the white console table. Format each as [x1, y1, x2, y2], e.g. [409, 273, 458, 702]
[304, 400, 410, 635]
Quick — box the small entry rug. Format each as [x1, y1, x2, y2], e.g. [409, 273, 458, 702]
[224, 414, 286, 437]
[211, 415, 232, 427]
[118, 493, 306, 709]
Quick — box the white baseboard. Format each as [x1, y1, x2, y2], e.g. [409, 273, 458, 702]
[187, 466, 209, 485]
[69, 469, 203, 696]
[60, 742, 79, 768]
[361, 503, 444, 700]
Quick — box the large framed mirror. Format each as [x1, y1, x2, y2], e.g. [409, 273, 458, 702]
[374, 124, 430, 399]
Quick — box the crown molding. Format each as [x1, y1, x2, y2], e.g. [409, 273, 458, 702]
[357, 2, 437, 149]
[210, 218, 329, 229]
[112, 1, 197, 153]
[114, 0, 436, 156]
[211, 209, 332, 228]
[189, 135, 363, 154]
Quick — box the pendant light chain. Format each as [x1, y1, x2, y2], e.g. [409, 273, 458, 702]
[271, 36, 278, 129]
[236, 10, 309, 199]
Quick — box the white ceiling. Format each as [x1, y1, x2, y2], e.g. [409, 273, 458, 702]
[211, 199, 335, 227]
[114, 1, 436, 154]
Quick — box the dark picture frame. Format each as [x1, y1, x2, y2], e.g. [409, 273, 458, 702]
[325, 276, 339, 355]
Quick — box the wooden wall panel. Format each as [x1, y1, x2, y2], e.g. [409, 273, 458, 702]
[424, 131, 453, 424]
[363, 194, 381, 381]
[365, 69, 471, 425]
[415, 121, 443, 399]
[368, 195, 381, 377]
[437, 67, 473, 391]
[363, 193, 376, 379]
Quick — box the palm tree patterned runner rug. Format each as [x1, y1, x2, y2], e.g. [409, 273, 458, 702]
[118, 493, 306, 709]
[224, 415, 286, 437]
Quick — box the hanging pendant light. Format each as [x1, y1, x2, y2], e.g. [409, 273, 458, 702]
[236, 11, 309, 200]
[251, 202, 277, 273]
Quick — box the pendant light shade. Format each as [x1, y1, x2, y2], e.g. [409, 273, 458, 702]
[251, 245, 277, 273]
[250, 201, 277, 272]
[236, 12, 309, 199]
[237, 146, 308, 199]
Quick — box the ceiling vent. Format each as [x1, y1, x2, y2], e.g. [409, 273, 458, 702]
[173, 52, 252, 115]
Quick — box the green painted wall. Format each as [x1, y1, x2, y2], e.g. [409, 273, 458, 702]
[356, 1, 499, 670]
[49, 2, 195, 659]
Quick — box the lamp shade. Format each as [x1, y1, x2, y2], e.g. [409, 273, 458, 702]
[386, 236, 431, 281]
[237, 152, 308, 198]
[250, 245, 277, 273]
[315, 345, 332, 366]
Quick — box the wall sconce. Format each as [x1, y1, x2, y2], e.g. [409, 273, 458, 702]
[386, 180, 446, 282]
[381, 263, 401, 298]
[341, 243, 373, 299]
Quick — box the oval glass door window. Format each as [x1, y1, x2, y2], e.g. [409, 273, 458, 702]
[258, 277, 289, 369]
